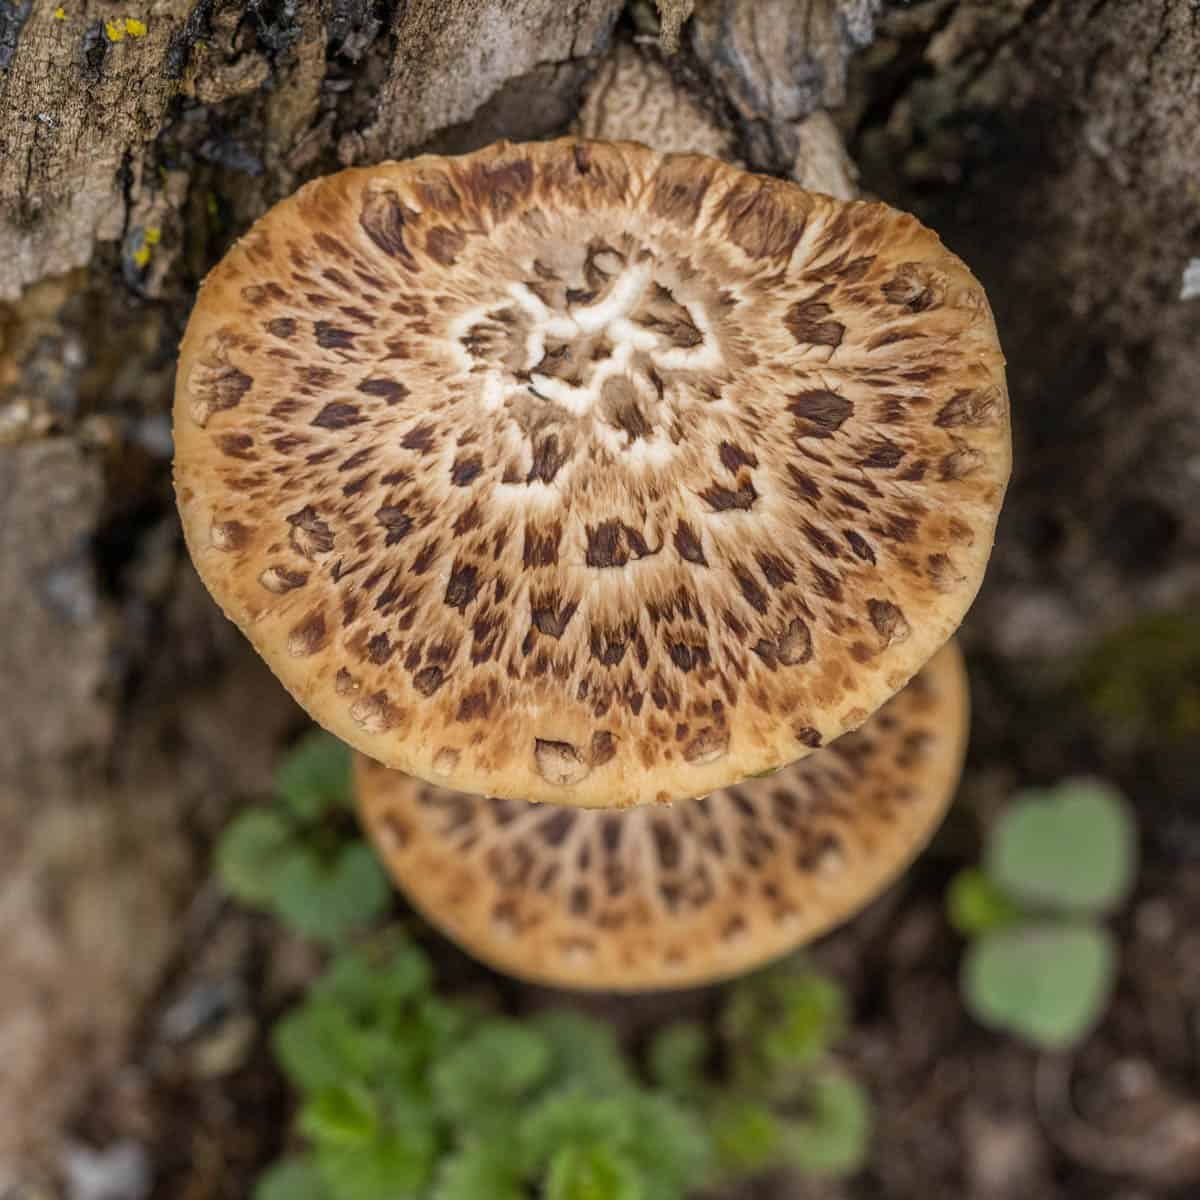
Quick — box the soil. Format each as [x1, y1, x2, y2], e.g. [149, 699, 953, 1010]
[2, 1, 1199, 1197]
[62, 794, 1200, 1200]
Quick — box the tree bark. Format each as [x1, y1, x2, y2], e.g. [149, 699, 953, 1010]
[843, 0, 1200, 657]
[0, 0, 624, 299]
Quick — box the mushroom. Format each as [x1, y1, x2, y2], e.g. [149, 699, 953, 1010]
[354, 640, 968, 991]
[173, 136, 1009, 808]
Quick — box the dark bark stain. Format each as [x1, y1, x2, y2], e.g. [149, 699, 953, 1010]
[0, 0, 31, 70]
[79, 19, 109, 81]
[164, 0, 214, 79]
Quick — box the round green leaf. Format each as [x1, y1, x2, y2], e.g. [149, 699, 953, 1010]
[300, 1083, 379, 1146]
[761, 973, 846, 1071]
[711, 1099, 781, 1173]
[276, 732, 353, 821]
[781, 1070, 871, 1176]
[647, 1022, 708, 1098]
[623, 1092, 711, 1197]
[318, 936, 433, 1010]
[520, 1092, 635, 1174]
[272, 1000, 369, 1093]
[315, 1118, 436, 1200]
[433, 1142, 525, 1200]
[272, 941, 437, 1094]
[545, 1144, 642, 1200]
[272, 844, 391, 943]
[986, 780, 1135, 914]
[534, 1010, 631, 1093]
[215, 810, 297, 906]
[725, 967, 846, 1081]
[255, 1157, 332, 1200]
[963, 923, 1116, 1050]
[432, 1019, 552, 1127]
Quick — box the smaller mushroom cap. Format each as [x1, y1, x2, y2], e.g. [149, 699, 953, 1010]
[355, 640, 968, 992]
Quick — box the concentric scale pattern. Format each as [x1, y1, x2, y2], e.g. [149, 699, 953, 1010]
[356, 642, 968, 990]
[174, 138, 1008, 807]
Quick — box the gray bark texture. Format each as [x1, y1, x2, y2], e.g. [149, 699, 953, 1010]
[844, 0, 1200, 659]
[0, 0, 1198, 1186]
[0, 0, 623, 299]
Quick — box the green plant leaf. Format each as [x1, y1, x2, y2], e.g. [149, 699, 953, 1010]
[215, 809, 297, 906]
[432, 1019, 551, 1128]
[647, 1022, 708, 1099]
[271, 843, 391, 943]
[273, 1000, 376, 1094]
[276, 732, 352, 821]
[544, 1144, 642, 1200]
[947, 867, 1025, 936]
[272, 940, 439, 1095]
[963, 923, 1116, 1050]
[710, 1098, 781, 1174]
[316, 1126, 436, 1200]
[726, 967, 846, 1079]
[520, 1092, 635, 1174]
[534, 1010, 631, 1093]
[762, 973, 846, 1071]
[299, 1083, 380, 1146]
[254, 1157, 332, 1200]
[781, 1069, 871, 1176]
[622, 1091, 711, 1197]
[986, 780, 1135, 914]
[433, 1142, 526, 1200]
[315, 936, 433, 1011]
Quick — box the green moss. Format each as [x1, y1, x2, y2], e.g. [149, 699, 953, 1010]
[1077, 609, 1200, 742]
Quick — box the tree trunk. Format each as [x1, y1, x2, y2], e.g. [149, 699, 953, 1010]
[0, 0, 1197, 1185]
[845, 0, 1200, 659]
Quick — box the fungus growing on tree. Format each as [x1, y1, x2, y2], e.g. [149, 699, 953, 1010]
[354, 641, 968, 991]
[174, 137, 1009, 809]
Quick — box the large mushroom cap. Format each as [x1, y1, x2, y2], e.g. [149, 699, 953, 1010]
[174, 138, 1008, 808]
[355, 640, 968, 991]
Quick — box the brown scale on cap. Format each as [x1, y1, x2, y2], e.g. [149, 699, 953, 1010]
[174, 138, 1009, 808]
[355, 641, 968, 991]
